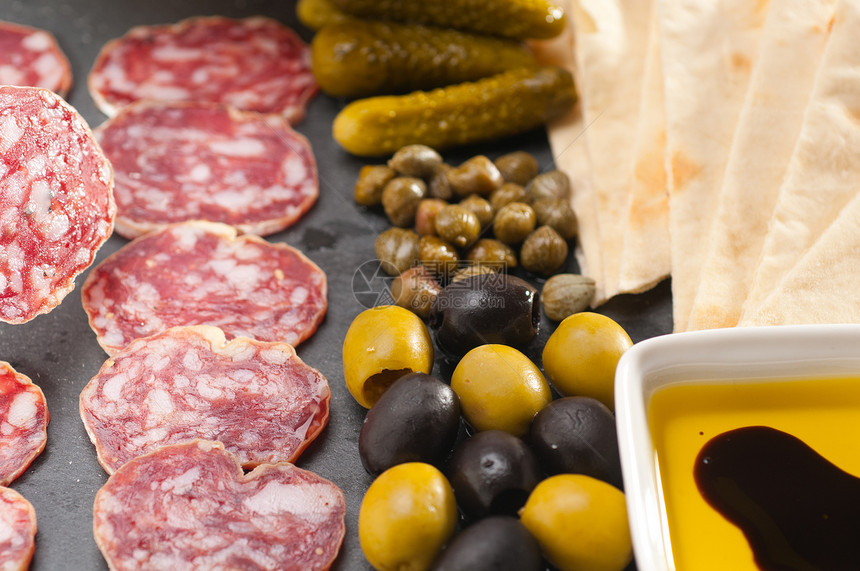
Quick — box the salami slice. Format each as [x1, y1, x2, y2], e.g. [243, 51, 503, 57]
[80, 325, 330, 474]
[0, 363, 48, 487]
[81, 221, 327, 354]
[0, 20, 72, 97]
[95, 101, 318, 239]
[0, 487, 37, 571]
[0, 86, 116, 324]
[88, 16, 317, 124]
[93, 440, 345, 571]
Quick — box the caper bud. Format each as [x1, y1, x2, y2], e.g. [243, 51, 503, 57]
[434, 204, 481, 249]
[489, 182, 527, 212]
[391, 266, 443, 318]
[465, 239, 517, 272]
[541, 274, 596, 321]
[388, 144, 443, 178]
[520, 226, 568, 275]
[531, 197, 578, 240]
[419, 235, 459, 279]
[525, 170, 570, 203]
[382, 177, 426, 227]
[459, 194, 494, 229]
[375, 228, 420, 276]
[354, 165, 396, 206]
[447, 155, 504, 197]
[493, 202, 536, 245]
[494, 151, 539, 186]
[450, 264, 498, 283]
[414, 198, 448, 237]
[428, 163, 454, 201]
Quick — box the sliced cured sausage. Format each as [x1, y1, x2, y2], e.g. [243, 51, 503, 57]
[0, 86, 115, 324]
[80, 325, 330, 474]
[0, 486, 37, 571]
[81, 221, 327, 354]
[95, 101, 318, 239]
[88, 16, 317, 124]
[93, 440, 346, 571]
[0, 362, 48, 486]
[0, 20, 72, 96]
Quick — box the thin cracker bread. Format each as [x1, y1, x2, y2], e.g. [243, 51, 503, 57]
[658, 0, 769, 331]
[686, 0, 837, 330]
[741, 0, 860, 320]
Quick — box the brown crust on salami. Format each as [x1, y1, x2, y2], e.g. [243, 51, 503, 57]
[80, 325, 330, 474]
[0, 362, 48, 487]
[95, 101, 319, 239]
[81, 221, 327, 355]
[88, 16, 317, 124]
[93, 440, 345, 571]
[0, 20, 72, 97]
[0, 86, 116, 324]
[0, 486, 37, 571]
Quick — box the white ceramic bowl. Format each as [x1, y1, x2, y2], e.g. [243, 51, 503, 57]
[614, 324, 860, 571]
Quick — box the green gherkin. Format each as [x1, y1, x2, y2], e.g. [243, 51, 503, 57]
[333, 66, 577, 157]
[329, 0, 567, 40]
[311, 20, 536, 98]
[296, 0, 353, 30]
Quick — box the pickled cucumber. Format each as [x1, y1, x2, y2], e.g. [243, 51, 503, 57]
[296, 0, 353, 30]
[329, 0, 566, 40]
[332, 66, 577, 157]
[312, 20, 536, 98]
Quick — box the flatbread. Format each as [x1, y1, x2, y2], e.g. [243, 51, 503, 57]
[617, 9, 670, 295]
[567, 0, 653, 304]
[685, 0, 837, 330]
[658, 0, 769, 331]
[740, 0, 860, 320]
[739, 186, 860, 325]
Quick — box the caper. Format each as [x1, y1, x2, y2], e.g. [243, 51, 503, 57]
[414, 198, 448, 237]
[459, 194, 494, 229]
[541, 274, 596, 321]
[382, 177, 427, 227]
[492, 202, 536, 245]
[494, 151, 539, 186]
[520, 225, 568, 275]
[489, 182, 527, 212]
[388, 144, 443, 178]
[434, 204, 481, 249]
[531, 197, 578, 239]
[465, 239, 517, 272]
[525, 170, 570, 203]
[375, 228, 420, 276]
[428, 163, 455, 201]
[354, 165, 397, 206]
[450, 264, 498, 283]
[419, 235, 459, 279]
[391, 266, 443, 318]
[447, 155, 504, 197]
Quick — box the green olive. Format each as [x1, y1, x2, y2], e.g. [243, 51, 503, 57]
[465, 238, 517, 271]
[355, 165, 397, 206]
[489, 182, 527, 212]
[359, 462, 457, 571]
[493, 202, 536, 245]
[434, 204, 481, 248]
[375, 227, 420, 276]
[342, 305, 434, 408]
[531, 197, 578, 239]
[414, 198, 449, 237]
[525, 170, 570, 203]
[458, 194, 494, 229]
[447, 155, 504, 197]
[418, 235, 459, 279]
[520, 225, 568, 276]
[382, 176, 427, 227]
[494, 151, 539, 186]
[388, 144, 443, 178]
[451, 344, 551, 436]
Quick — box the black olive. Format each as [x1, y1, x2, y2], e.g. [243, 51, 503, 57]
[431, 516, 542, 571]
[528, 396, 623, 489]
[359, 372, 461, 475]
[447, 430, 541, 520]
[428, 273, 539, 357]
